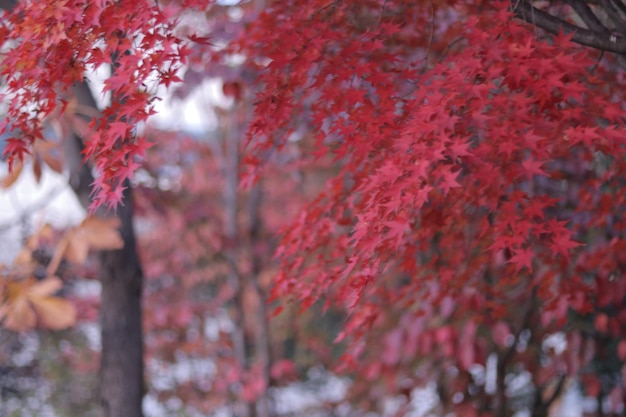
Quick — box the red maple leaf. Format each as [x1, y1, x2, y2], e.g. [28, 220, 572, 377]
[550, 233, 584, 260]
[439, 169, 461, 194]
[507, 247, 534, 273]
[521, 158, 546, 179]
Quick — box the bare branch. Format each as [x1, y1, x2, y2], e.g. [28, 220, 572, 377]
[610, 0, 626, 17]
[601, 0, 626, 33]
[513, 0, 626, 55]
[543, 374, 567, 408]
[0, 0, 17, 11]
[568, 0, 608, 32]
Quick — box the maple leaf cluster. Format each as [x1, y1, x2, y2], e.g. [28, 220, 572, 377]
[0, 0, 213, 209]
[229, 1, 626, 379]
[3, 0, 626, 413]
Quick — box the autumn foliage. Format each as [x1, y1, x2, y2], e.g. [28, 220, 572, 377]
[2, 0, 626, 415]
[0, 217, 123, 330]
[233, 0, 626, 342]
[0, 0, 204, 207]
[231, 1, 626, 412]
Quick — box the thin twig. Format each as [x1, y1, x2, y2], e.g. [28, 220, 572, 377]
[590, 49, 605, 73]
[376, 0, 388, 29]
[421, 0, 435, 74]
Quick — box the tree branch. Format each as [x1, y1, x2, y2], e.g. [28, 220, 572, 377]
[513, 0, 626, 55]
[543, 374, 567, 409]
[568, 0, 608, 32]
[610, 0, 626, 17]
[601, 0, 626, 34]
[0, 0, 17, 11]
[65, 82, 99, 209]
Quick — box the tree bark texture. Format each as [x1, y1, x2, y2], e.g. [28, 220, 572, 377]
[98, 188, 144, 417]
[67, 81, 146, 417]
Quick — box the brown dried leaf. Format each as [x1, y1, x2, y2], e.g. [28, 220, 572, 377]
[46, 216, 123, 275]
[46, 234, 69, 277]
[1, 161, 23, 189]
[1, 277, 75, 331]
[27, 277, 63, 297]
[3, 280, 36, 331]
[63, 233, 90, 265]
[77, 216, 124, 250]
[33, 140, 64, 174]
[31, 297, 76, 330]
[4, 296, 36, 331]
[32, 155, 42, 183]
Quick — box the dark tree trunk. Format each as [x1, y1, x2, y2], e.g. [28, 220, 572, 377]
[67, 81, 145, 417]
[98, 188, 144, 417]
[1, 0, 146, 414]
